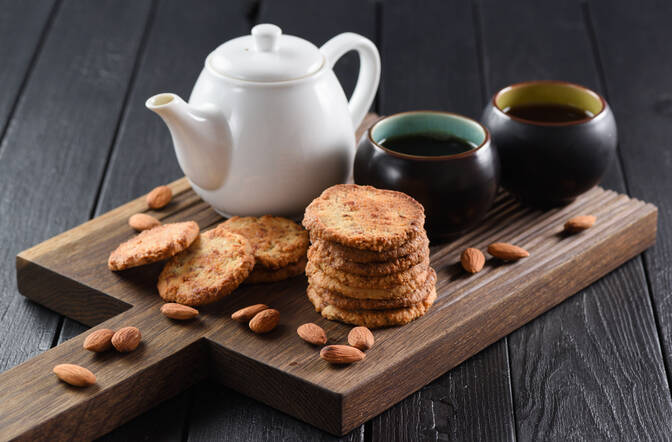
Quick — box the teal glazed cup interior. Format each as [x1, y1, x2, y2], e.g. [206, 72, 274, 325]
[354, 111, 500, 239]
[481, 81, 617, 207]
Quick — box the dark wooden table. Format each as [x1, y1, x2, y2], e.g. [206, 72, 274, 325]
[1, 0, 671, 440]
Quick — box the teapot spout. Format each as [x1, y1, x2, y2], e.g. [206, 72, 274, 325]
[146, 93, 232, 191]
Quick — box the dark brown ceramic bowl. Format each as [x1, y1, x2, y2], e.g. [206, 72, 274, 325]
[481, 80, 617, 207]
[354, 111, 500, 239]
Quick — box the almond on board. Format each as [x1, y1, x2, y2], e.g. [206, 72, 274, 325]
[129, 213, 161, 231]
[249, 309, 280, 334]
[461, 248, 485, 273]
[347, 327, 374, 351]
[111, 326, 142, 352]
[231, 304, 269, 323]
[83, 329, 115, 352]
[146, 185, 172, 209]
[160, 303, 199, 320]
[487, 242, 529, 261]
[53, 364, 96, 387]
[564, 215, 596, 233]
[297, 323, 327, 345]
[320, 345, 365, 364]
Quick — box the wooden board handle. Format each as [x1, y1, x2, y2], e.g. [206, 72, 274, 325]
[0, 307, 207, 441]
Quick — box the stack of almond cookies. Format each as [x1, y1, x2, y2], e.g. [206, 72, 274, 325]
[303, 184, 436, 329]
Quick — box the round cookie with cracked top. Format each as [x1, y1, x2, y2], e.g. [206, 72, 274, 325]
[245, 256, 307, 284]
[108, 221, 199, 271]
[303, 184, 425, 252]
[311, 256, 430, 289]
[307, 282, 437, 328]
[310, 267, 436, 311]
[313, 234, 429, 264]
[219, 215, 308, 270]
[308, 239, 429, 276]
[306, 261, 430, 299]
[157, 228, 255, 306]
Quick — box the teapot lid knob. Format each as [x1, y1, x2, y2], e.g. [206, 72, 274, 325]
[252, 24, 281, 52]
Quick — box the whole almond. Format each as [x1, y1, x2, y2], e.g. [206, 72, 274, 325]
[320, 345, 366, 364]
[83, 328, 115, 352]
[161, 303, 198, 320]
[53, 364, 96, 387]
[348, 326, 374, 351]
[231, 304, 269, 323]
[487, 242, 529, 261]
[564, 215, 596, 233]
[461, 248, 485, 273]
[129, 213, 161, 231]
[146, 185, 172, 209]
[249, 309, 279, 334]
[111, 326, 142, 352]
[297, 323, 327, 345]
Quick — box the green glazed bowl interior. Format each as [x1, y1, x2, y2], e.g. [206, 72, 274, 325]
[370, 112, 487, 158]
[494, 82, 605, 125]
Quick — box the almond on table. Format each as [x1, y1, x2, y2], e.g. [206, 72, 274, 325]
[348, 327, 374, 351]
[461, 248, 485, 273]
[297, 323, 327, 345]
[53, 364, 96, 387]
[487, 242, 529, 261]
[320, 345, 365, 364]
[564, 215, 596, 233]
[231, 304, 269, 323]
[146, 185, 172, 209]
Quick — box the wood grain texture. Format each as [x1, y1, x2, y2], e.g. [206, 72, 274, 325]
[370, 1, 516, 440]
[6, 176, 657, 439]
[0, 0, 56, 138]
[478, 0, 672, 439]
[589, 0, 672, 393]
[0, 0, 152, 373]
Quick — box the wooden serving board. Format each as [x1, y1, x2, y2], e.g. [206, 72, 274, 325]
[3, 159, 657, 440]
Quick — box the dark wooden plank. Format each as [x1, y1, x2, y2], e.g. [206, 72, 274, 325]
[371, 1, 516, 440]
[478, 0, 672, 439]
[588, 0, 672, 393]
[0, 0, 152, 372]
[371, 342, 514, 441]
[0, 0, 56, 138]
[54, 0, 251, 440]
[187, 383, 363, 442]
[184, 1, 375, 440]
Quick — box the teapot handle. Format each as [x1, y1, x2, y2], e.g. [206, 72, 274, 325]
[320, 33, 381, 130]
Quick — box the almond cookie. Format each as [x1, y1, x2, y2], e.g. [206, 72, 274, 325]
[306, 261, 431, 299]
[307, 283, 437, 328]
[219, 216, 308, 270]
[312, 233, 429, 264]
[108, 221, 199, 271]
[311, 257, 429, 289]
[303, 184, 425, 252]
[308, 239, 429, 276]
[245, 256, 307, 284]
[311, 267, 436, 310]
[157, 228, 254, 306]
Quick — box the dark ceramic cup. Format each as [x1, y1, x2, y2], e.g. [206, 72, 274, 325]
[354, 111, 499, 239]
[481, 81, 617, 207]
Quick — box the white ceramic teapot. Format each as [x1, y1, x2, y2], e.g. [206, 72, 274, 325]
[146, 24, 380, 217]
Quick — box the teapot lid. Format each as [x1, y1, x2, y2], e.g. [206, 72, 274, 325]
[208, 24, 324, 82]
